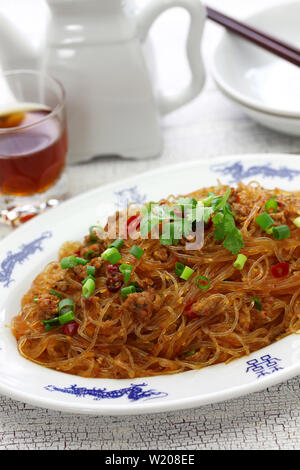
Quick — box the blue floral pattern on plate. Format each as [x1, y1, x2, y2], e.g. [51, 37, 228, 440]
[114, 186, 147, 208]
[211, 161, 300, 183]
[45, 383, 168, 402]
[0, 231, 52, 288]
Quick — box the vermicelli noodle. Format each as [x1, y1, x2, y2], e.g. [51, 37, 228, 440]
[12, 182, 300, 378]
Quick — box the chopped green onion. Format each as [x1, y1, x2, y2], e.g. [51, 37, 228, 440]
[84, 250, 98, 260]
[60, 256, 78, 269]
[58, 311, 75, 325]
[119, 263, 133, 285]
[101, 247, 122, 264]
[123, 270, 132, 285]
[49, 289, 63, 299]
[265, 198, 278, 213]
[130, 245, 144, 259]
[42, 317, 60, 332]
[109, 239, 124, 250]
[175, 262, 195, 280]
[293, 216, 300, 228]
[58, 298, 74, 315]
[43, 324, 59, 332]
[86, 265, 96, 276]
[255, 212, 274, 231]
[75, 257, 89, 266]
[183, 349, 196, 358]
[129, 282, 143, 293]
[89, 225, 102, 241]
[121, 285, 136, 298]
[82, 278, 95, 298]
[33, 297, 39, 303]
[119, 263, 133, 273]
[196, 276, 211, 290]
[175, 262, 185, 277]
[180, 266, 195, 281]
[82, 275, 96, 285]
[60, 256, 88, 269]
[272, 225, 291, 240]
[233, 254, 247, 270]
[253, 297, 262, 311]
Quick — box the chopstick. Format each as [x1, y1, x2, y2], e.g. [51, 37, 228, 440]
[206, 6, 300, 67]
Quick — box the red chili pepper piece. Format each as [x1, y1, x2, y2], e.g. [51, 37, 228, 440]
[271, 262, 290, 278]
[185, 303, 197, 319]
[106, 276, 123, 293]
[62, 322, 79, 336]
[127, 215, 141, 235]
[107, 264, 119, 275]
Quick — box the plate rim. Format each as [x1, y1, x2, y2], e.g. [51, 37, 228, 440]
[1, 152, 300, 415]
[211, 0, 300, 119]
[1, 360, 300, 416]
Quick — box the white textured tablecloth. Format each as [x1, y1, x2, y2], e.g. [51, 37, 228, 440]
[1, 0, 300, 450]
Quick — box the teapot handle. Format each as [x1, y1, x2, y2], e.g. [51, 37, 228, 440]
[137, 0, 206, 115]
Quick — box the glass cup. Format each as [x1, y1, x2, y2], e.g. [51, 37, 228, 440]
[0, 70, 68, 226]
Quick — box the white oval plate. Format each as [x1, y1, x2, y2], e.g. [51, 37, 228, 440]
[212, 1, 300, 136]
[1, 154, 300, 416]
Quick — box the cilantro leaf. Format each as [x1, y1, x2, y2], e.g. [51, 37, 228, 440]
[201, 194, 216, 207]
[213, 222, 226, 242]
[223, 212, 236, 233]
[186, 203, 209, 224]
[222, 227, 244, 255]
[138, 189, 244, 254]
[212, 213, 224, 225]
[174, 197, 197, 210]
[211, 192, 244, 255]
[204, 206, 214, 223]
[213, 188, 231, 211]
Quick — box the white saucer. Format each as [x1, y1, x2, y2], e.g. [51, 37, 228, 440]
[212, 1, 300, 136]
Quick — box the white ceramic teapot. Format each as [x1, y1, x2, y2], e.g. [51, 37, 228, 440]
[1, 0, 206, 162]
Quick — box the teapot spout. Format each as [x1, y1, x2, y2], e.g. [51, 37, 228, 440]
[0, 15, 40, 70]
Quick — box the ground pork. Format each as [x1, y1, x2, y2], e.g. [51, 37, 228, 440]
[121, 289, 162, 321]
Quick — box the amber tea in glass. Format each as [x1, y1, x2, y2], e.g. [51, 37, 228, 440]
[0, 70, 68, 226]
